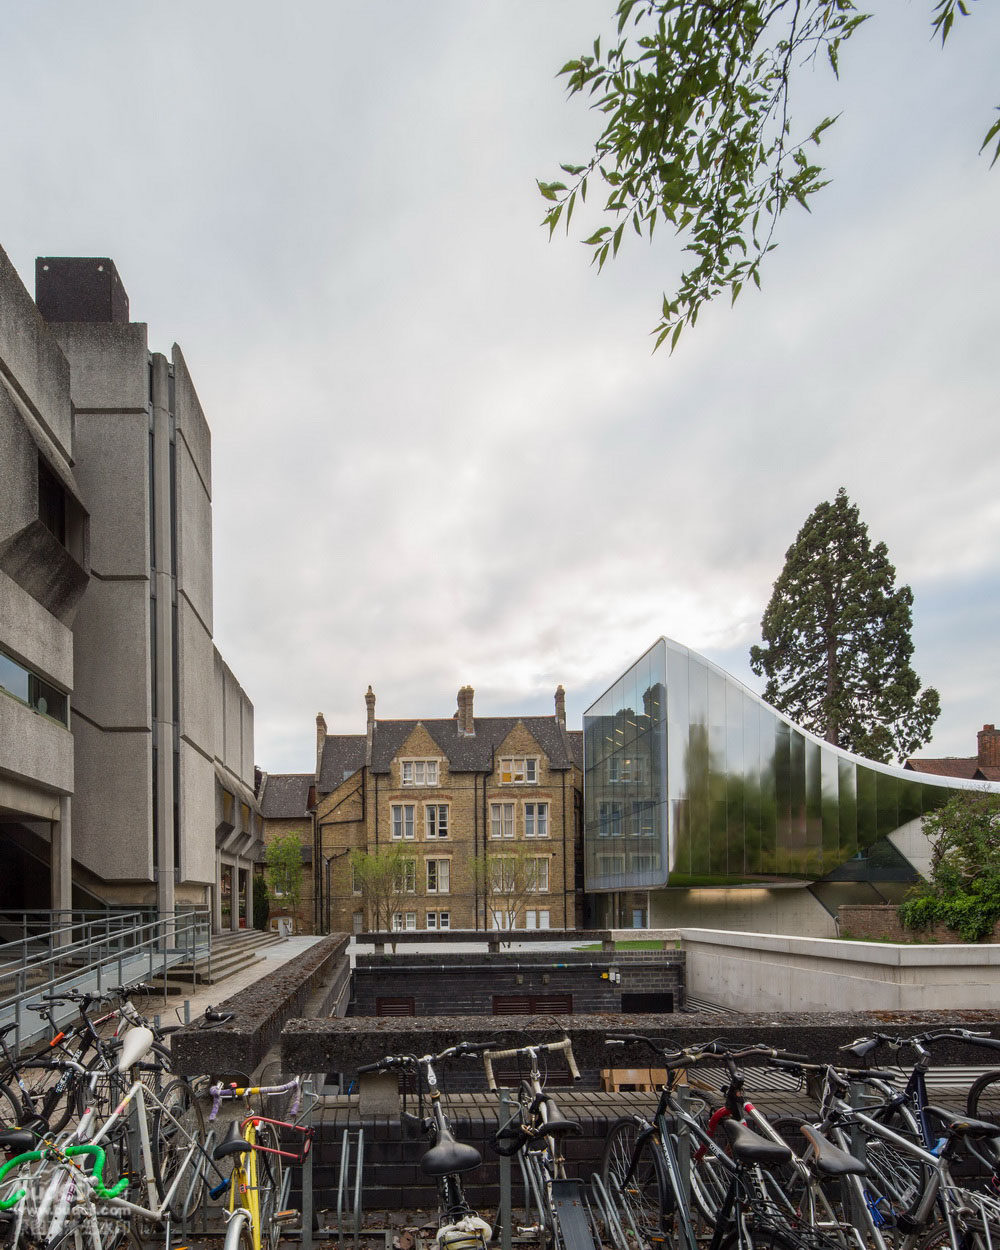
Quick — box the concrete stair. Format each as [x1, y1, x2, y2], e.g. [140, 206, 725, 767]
[149, 927, 287, 989]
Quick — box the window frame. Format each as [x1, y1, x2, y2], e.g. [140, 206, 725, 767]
[400, 758, 440, 787]
[527, 857, 549, 893]
[498, 756, 538, 785]
[425, 803, 449, 839]
[426, 858, 451, 894]
[524, 801, 549, 838]
[391, 803, 416, 840]
[489, 801, 515, 839]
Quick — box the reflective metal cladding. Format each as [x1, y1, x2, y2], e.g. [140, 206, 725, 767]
[583, 638, 976, 893]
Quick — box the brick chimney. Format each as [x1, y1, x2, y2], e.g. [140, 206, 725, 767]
[365, 686, 376, 764]
[979, 724, 1000, 769]
[457, 685, 475, 736]
[315, 713, 327, 780]
[554, 684, 566, 729]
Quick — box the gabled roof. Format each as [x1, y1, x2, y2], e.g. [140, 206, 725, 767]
[978, 766, 1000, 783]
[316, 715, 578, 794]
[903, 757, 979, 779]
[259, 773, 312, 819]
[317, 735, 367, 794]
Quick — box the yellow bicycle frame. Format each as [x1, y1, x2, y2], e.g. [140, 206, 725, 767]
[227, 1117, 265, 1250]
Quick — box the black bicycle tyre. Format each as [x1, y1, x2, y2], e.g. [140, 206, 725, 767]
[719, 1229, 802, 1250]
[966, 1070, 1000, 1121]
[599, 1116, 673, 1239]
[153, 1077, 207, 1220]
[915, 1217, 1000, 1250]
[7, 1059, 83, 1134]
[0, 1080, 23, 1130]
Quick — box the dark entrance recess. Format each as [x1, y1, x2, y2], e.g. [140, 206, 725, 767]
[621, 991, 674, 1013]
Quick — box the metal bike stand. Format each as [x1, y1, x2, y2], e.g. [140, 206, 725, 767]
[589, 1172, 630, 1250]
[497, 1088, 512, 1250]
[335, 1127, 365, 1247]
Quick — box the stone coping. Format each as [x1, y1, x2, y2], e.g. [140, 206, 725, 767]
[172, 934, 348, 1077]
[280, 1008, 1000, 1075]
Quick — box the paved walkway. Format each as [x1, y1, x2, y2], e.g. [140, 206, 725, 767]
[158, 934, 325, 1029]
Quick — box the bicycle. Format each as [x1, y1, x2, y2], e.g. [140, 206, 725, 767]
[482, 1036, 602, 1250]
[768, 1053, 1000, 1250]
[207, 1076, 313, 1250]
[358, 1041, 497, 1250]
[0, 1026, 207, 1249]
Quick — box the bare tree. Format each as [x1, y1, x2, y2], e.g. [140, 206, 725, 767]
[349, 846, 416, 933]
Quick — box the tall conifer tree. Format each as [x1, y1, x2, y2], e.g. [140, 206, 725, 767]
[750, 488, 940, 763]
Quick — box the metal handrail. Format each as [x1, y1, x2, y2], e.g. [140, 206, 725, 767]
[0, 914, 147, 966]
[0, 906, 212, 1052]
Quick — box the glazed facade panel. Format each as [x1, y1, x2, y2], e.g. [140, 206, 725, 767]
[583, 638, 966, 893]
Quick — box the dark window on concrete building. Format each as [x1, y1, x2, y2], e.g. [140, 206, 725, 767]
[38, 456, 67, 544]
[621, 992, 673, 1013]
[376, 996, 416, 1016]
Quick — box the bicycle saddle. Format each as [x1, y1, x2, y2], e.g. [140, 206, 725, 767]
[529, 1096, 583, 1144]
[420, 1126, 482, 1177]
[799, 1125, 867, 1177]
[721, 1117, 792, 1166]
[926, 1105, 1000, 1141]
[213, 1120, 252, 1160]
[0, 1129, 35, 1154]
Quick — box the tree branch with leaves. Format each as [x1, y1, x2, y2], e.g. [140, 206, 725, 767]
[540, 0, 995, 350]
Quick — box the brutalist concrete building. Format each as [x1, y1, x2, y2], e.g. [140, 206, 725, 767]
[0, 248, 260, 926]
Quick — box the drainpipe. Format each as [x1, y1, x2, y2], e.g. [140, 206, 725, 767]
[561, 771, 569, 928]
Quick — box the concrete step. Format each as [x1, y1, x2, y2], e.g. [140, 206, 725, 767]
[147, 947, 265, 989]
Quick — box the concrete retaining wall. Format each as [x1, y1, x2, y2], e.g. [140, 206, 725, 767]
[680, 927, 1000, 1012]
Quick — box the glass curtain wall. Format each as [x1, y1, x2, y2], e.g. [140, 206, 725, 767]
[584, 638, 963, 893]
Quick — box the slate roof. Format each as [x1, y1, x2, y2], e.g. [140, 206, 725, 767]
[317, 716, 578, 795]
[903, 757, 979, 779]
[259, 773, 312, 819]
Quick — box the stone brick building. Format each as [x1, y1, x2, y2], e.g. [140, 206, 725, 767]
[905, 723, 1000, 783]
[260, 686, 583, 934]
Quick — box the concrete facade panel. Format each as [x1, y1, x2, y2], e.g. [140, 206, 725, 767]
[0, 249, 72, 455]
[179, 740, 216, 885]
[71, 716, 152, 881]
[240, 690, 254, 784]
[171, 346, 211, 494]
[72, 413, 150, 575]
[0, 694, 73, 796]
[47, 322, 149, 412]
[650, 884, 836, 938]
[176, 444, 213, 630]
[0, 568, 73, 689]
[0, 774, 61, 822]
[71, 578, 150, 727]
[178, 598, 214, 755]
[0, 390, 40, 540]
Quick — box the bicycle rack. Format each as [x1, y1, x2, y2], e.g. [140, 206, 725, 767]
[335, 1127, 365, 1247]
[589, 1172, 631, 1250]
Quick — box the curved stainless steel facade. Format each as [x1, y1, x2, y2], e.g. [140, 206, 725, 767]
[584, 638, 984, 894]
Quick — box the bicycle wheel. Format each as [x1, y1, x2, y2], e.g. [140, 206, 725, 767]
[600, 1116, 673, 1239]
[916, 1217, 1000, 1250]
[153, 1078, 207, 1220]
[223, 1216, 255, 1250]
[861, 1102, 928, 1216]
[720, 1231, 801, 1250]
[254, 1120, 285, 1250]
[0, 1081, 22, 1129]
[967, 1072, 1000, 1122]
[11, 1060, 83, 1134]
[518, 1147, 555, 1246]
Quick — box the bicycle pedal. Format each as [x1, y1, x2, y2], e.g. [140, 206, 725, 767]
[273, 1209, 299, 1224]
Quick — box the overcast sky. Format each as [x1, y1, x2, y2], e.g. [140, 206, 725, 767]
[4, 2, 998, 773]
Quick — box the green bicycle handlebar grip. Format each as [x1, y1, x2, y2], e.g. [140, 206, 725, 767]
[0, 1150, 45, 1209]
[65, 1144, 130, 1199]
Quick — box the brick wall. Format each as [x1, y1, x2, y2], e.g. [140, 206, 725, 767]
[352, 950, 685, 1026]
[837, 904, 1000, 944]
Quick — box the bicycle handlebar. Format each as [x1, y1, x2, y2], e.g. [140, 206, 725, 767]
[481, 1036, 580, 1091]
[0, 1143, 128, 1210]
